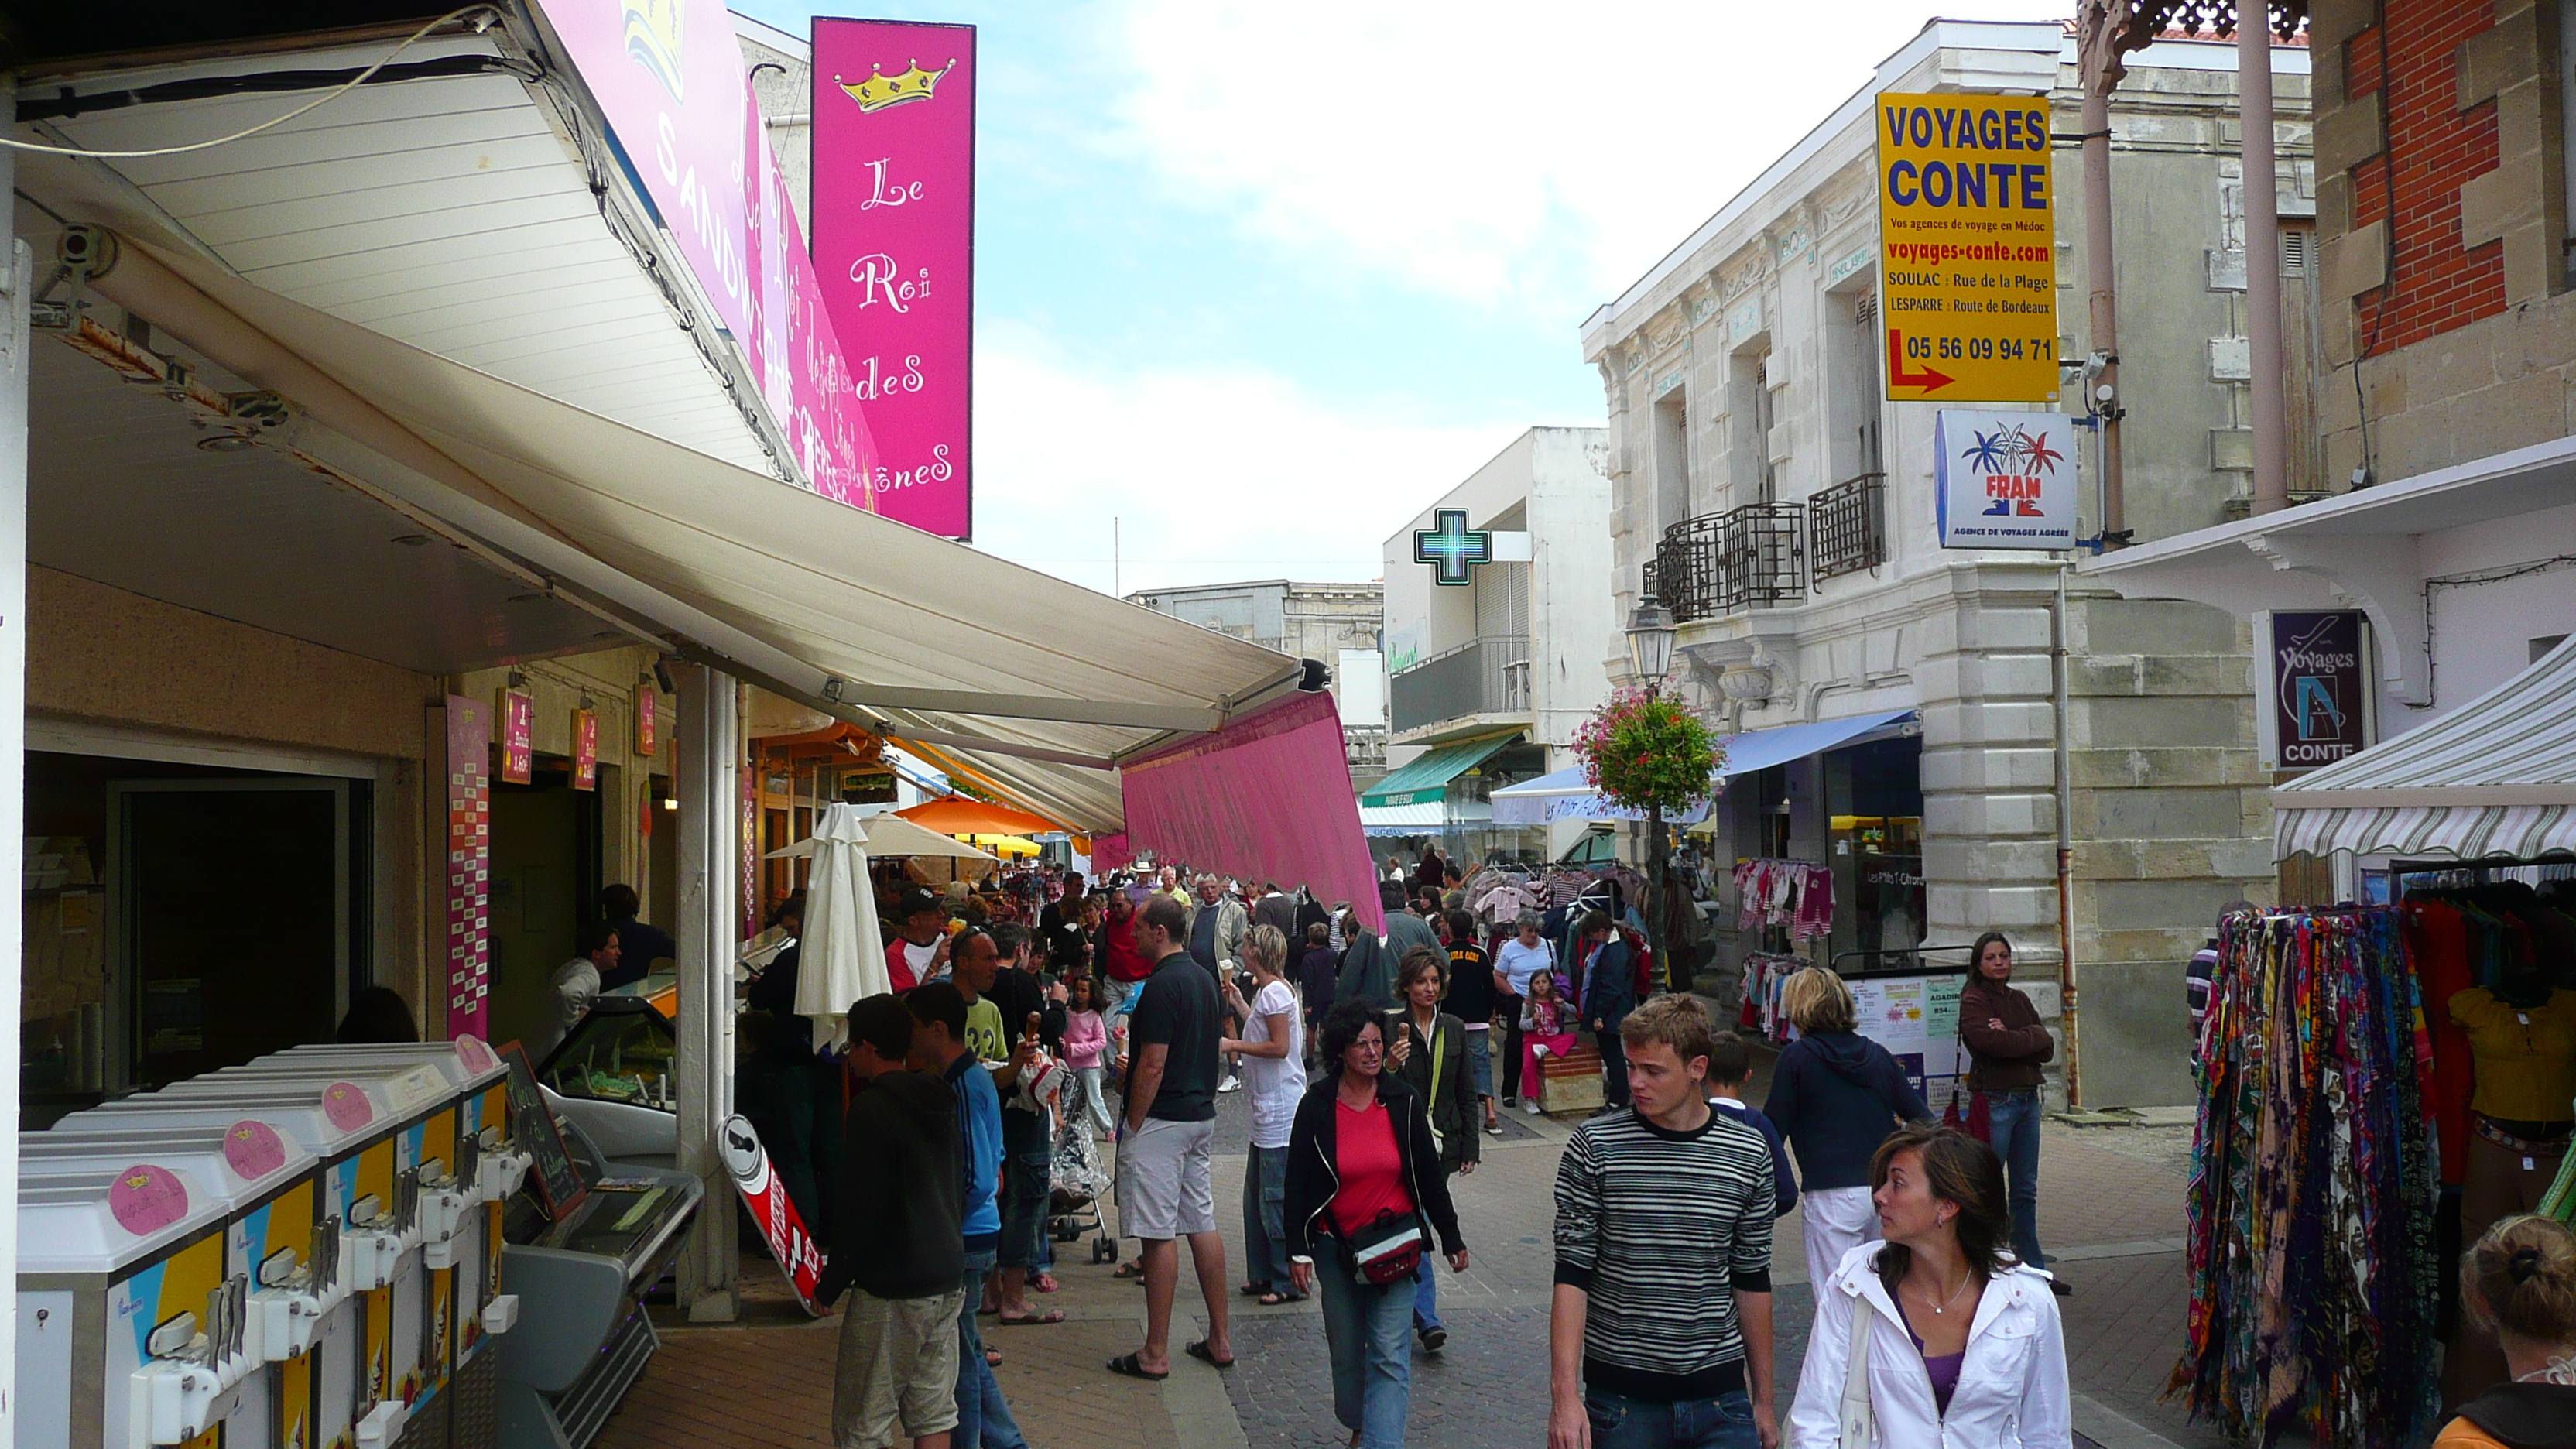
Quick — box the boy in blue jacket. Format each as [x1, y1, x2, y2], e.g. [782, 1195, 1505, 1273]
[907, 982, 1026, 1449]
[1704, 1031, 1797, 1217]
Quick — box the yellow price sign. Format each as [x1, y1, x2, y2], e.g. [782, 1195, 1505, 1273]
[1875, 92, 2060, 404]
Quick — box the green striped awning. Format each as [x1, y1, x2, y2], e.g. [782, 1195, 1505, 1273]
[2275, 635, 2576, 861]
[1360, 732, 1520, 810]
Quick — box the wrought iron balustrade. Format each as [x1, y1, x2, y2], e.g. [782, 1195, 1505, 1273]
[1654, 503, 1806, 622]
[1809, 473, 1887, 581]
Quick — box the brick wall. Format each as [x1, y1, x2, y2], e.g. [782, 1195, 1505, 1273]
[2341, 0, 2509, 355]
[2310, 0, 2572, 485]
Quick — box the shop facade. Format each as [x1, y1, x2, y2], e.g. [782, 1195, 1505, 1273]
[1375, 426, 1617, 865]
[1579, 22, 2304, 1105]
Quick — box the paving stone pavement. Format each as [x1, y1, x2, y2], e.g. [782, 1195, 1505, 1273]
[594, 1044, 2229, 1449]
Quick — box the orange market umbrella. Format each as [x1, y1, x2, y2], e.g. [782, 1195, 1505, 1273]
[896, 796, 1066, 838]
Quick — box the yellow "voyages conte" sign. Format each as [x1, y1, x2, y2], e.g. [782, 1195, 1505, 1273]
[1875, 92, 2061, 405]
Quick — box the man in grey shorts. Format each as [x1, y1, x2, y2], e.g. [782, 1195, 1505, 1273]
[1107, 892, 1235, 1379]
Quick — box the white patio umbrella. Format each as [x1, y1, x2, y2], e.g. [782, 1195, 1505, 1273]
[794, 802, 888, 1045]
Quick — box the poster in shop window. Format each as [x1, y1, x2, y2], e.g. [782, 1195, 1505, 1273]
[572, 709, 598, 791]
[1875, 92, 2060, 403]
[497, 689, 533, 786]
[444, 696, 492, 1042]
[2253, 611, 2375, 772]
[812, 19, 977, 540]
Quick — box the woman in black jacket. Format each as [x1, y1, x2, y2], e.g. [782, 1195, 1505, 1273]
[1285, 999, 1468, 1449]
[1388, 946, 1476, 1353]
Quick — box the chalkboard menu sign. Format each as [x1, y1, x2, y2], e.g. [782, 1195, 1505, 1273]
[497, 1040, 587, 1221]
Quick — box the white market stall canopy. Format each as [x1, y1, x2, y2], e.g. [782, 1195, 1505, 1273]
[80, 238, 1305, 834]
[2275, 635, 2576, 862]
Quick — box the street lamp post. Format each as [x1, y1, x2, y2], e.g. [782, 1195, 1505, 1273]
[1624, 601, 1678, 990]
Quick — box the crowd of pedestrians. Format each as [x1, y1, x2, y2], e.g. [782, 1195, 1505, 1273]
[791, 853, 2078, 1449]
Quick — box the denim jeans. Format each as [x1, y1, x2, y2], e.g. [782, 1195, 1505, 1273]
[1317, 1266, 1414, 1449]
[1242, 1145, 1290, 1289]
[1984, 1088, 2048, 1271]
[1582, 1389, 1758, 1449]
[1411, 1250, 1441, 1334]
[955, 1249, 1027, 1449]
[1462, 1027, 1492, 1101]
[997, 1109, 1053, 1271]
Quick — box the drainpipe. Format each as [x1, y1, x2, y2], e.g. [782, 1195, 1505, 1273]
[2242, 15, 2290, 515]
[2053, 564, 2082, 1108]
[2077, 1, 2130, 543]
[0, 74, 26, 1369]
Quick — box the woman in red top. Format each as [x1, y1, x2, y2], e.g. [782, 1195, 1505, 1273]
[1284, 999, 1468, 1449]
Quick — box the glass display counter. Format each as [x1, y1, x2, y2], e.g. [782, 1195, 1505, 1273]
[537, 997, 675, 1112]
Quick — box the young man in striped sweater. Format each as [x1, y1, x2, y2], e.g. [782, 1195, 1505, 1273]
[1550, 996, 1778, 1449]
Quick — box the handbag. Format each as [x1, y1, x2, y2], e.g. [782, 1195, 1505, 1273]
[1340, 1208, 1424, 1286]
[1941, 1084, 1992, 1146]
[1838, 1293, 1877, 1447]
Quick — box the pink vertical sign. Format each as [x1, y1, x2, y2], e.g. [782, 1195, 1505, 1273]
[444, 696, 493, 1041]
[812, 20, 976, 540]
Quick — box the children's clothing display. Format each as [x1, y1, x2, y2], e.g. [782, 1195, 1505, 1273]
[1735, 954, 1810, 1043]
[1731, 858, 1832, 940]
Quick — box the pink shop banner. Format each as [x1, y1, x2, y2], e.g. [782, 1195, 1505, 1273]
[812, 19, 975, 539]
[533, 0, 876, 507]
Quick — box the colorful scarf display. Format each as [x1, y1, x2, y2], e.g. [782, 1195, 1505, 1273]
[2171, 907, 2440, 1449]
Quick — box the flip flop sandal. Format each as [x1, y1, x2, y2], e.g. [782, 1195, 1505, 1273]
[1237, 1283, 1273, 1297]
[1106, 1351, 1168, 1382]
[1184, 1339, 1235, 1369]
[1032, 1274, 1061, 1294]
[999, 1310, 1066, 1326]
[1112, 1262, 1147, 1280]
[1256, 1291, 1303, 1306]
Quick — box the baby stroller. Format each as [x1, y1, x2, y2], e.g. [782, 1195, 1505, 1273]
[1049, 1098, 1115, 1262]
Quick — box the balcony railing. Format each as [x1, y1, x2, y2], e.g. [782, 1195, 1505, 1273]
[1809, 472, 1887, 581]
[1655, 504, 1805, 622]
[1389, 635, 1531, 733]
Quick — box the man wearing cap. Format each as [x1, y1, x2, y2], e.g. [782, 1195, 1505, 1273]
[887, 885, 953, 995]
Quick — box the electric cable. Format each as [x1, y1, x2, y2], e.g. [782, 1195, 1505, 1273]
[0, 7, 500, 159]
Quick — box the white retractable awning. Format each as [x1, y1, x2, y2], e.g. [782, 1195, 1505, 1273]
[84, 238, 1302, 833]
[2275, 635, 2576, 861]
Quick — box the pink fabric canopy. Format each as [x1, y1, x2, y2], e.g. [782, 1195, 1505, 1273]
[1118, 690, 1384, 931]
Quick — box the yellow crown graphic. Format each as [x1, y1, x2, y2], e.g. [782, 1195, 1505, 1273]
[838, 59, 954, 115]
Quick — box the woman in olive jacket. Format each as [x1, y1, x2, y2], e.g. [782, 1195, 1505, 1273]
[1956, 930, 2066, 1293]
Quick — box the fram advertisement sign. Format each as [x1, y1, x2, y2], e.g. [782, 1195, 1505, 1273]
[2255, 611, 2375, 772]
[1875, 92, 2060, 404]
[814, 19, 976, 540]
[1934, 409, 2076, 550]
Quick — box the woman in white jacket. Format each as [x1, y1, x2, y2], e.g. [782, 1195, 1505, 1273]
[1787, 1124, 2071, 1447]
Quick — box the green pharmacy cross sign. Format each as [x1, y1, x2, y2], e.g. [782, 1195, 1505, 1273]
[1414, 509, 1491, 587]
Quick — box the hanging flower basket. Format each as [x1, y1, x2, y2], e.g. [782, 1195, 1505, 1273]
[1570, 688, 1721, 816]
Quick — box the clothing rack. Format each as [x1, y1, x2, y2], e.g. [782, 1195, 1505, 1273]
[2173, 905, 2439, 1449]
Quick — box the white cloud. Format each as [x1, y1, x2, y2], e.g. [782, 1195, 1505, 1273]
[1104, 1, 2073, 312]
[970, 323, 1519, 595]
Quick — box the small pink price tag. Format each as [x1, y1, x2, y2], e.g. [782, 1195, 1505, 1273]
[224, 1121, 288, 1179]
[322, 1082, 375, 1132]
[454, 1035, 498, 1074]
[109, 1165, 190, 1236]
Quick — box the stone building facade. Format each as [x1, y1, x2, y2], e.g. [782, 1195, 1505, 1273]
[1128, 580, 1389, 777]
[1582, 21, 2309, 1106]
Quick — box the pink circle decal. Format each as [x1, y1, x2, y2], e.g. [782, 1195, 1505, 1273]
[454, 1035, 498, 1074]
[321, 1082, 375, 1132]
[224, 1120, 288, 1179]
[109, 1165, 190, 1236]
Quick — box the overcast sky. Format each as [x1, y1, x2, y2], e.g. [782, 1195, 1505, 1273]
[742, 0, 2074, 596]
